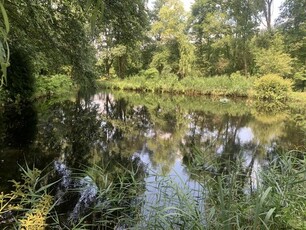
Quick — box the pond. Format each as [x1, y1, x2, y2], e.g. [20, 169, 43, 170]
[0, 90, 305, 228]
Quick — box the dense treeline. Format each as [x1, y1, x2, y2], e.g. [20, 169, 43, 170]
[0, 0, 305, 95]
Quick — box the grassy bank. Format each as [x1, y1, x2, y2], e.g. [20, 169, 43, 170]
[98, 74, 254, 97]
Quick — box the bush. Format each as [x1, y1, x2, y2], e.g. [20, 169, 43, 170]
[143, 68, 159, 78]
[293, 67, 306, 92]
[35, 74, 75, 98]
[254, 74, 292, 103]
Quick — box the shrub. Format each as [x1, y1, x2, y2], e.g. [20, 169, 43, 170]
[293, 67, 306, 92]
[35, 74, 75, 98]
[254, 74, 292, 103]
[143, 68, 159, 78]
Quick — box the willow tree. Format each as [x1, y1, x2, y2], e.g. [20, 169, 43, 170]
[4, 0, 97, 88]
[0, 2, 9, 87]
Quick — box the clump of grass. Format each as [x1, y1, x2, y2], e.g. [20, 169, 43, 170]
[186, 149, 306, 229]
[0, 160, 146, 229]
[140, 172, 205, 229]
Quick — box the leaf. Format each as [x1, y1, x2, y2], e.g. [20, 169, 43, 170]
[0, 2, 9, 34]
[264, 207, 276, 223]
[260, 187, 272, 206]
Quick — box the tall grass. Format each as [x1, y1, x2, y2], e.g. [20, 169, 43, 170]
[1, 150, 305, 229]
[98, 74, 254, 97]
[187, 149, 306, 229]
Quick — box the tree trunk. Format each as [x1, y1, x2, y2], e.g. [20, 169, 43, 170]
[264, 0, 273, 30]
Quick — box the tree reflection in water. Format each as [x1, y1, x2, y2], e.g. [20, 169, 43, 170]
[0, 102, 38, 192]
[0, 90, 305, 228]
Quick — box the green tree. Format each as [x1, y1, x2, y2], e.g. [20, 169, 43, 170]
[278, 0, 306, 66]
[251, 33, 293, 76]
[255, 0, 274, 30]
[190, 0, 260, 76]
[227, 0, 260, 75]
[150, 0, 195, 77]
[190, 0, 232, 76]
[94, 0, 149, 78]
[5, 0, 97, 87]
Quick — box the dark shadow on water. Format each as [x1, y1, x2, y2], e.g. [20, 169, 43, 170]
[0, 101, 37, 192]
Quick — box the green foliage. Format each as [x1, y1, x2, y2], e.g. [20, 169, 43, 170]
[190, 0, 260, 76]
[142, 68, 159, 78]
[278, 0, 306, 65]
[254, 74, 293, 103]
[2, 150, 306, 229]
[6, 0, 97, 87]
[94, 0, 149, 78]
[261, 152, 306, 229]
[0, 161, 146, 229]
[150, 0, 195, 78]
[254, 49, 293, 76]
[293, 67, 306, 91]
[35, 74, 76, 99]
[178, 35, 195, 78]
[252, 33, 293, 76]
[0, 165, 55, 229]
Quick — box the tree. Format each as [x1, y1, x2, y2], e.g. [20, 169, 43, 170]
[227, 0, 260, 75]
[278, 0, 306, 66]
[150, 0, 195, 77]
[255, 0, 274, 30]
[251, 33, 293, 76]
[96, 44, 127, 77]
[5, 0, 97, 87]
[95, 0, 149, 78]
[190, 0, 232, 76]
[190, 0, 262, 76]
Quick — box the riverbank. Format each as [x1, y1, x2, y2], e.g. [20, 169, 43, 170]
[97, 75, 254, 97]
[97, 75, 306, 108]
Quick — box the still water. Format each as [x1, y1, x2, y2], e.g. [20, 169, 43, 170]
[0, 90, 305, 226]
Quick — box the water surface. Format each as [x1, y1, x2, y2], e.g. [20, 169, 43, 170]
[0, 90, 305, 226]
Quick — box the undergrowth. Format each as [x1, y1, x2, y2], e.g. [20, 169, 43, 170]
[34, 74, 76, 99]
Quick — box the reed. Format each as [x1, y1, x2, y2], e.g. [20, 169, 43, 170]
[98, 74, 254, 98]
[1, 150, 305, 229]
